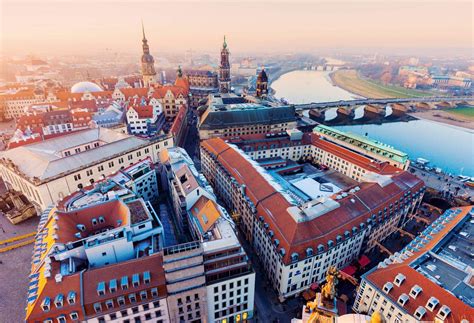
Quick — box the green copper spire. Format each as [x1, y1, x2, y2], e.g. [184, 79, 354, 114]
[177, 65, 183, 78]
[223, 35, 227, 49]
[141, 20, 146, 41]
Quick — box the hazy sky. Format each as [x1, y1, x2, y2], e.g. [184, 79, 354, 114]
[1, 0, 472, 56]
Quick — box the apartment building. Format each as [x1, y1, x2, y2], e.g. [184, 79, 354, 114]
[0, 127, 173, 211]
[25, 184, 167, 322]
[313, 125, 410, 170]
[159, 147, 216, 236]
[161, 146, 256, 322]
[126, 99, 164, 136]
[184, 70, 219, 108]
[200, 136, 424, 301]
[198, 93, 297, 140]
[354, 206, 474, 322]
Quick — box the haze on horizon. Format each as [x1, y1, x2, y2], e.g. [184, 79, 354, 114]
[1, 0, 472, 57]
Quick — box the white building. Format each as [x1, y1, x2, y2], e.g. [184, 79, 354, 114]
[0, 127, 173, 211]
[353, 206, 474, 322]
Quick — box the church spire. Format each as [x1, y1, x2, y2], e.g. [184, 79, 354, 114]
[141, 19, 146, 41]
[223, 35, 227, 49]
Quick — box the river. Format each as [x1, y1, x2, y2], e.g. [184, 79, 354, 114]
[272, 70, 474, 176]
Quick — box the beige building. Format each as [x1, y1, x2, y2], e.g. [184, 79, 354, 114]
[198, 93, 297, 140]
[200, 136, 424, 301]
[0, 127, 173, 212]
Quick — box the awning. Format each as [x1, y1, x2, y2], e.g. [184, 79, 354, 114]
[341, 265, 357, 276]
[358, 255, 371, 267]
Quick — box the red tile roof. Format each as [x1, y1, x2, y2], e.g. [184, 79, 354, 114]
[170, 105, 187, 136]
[129, 104, 154, 119]
[151, 84, 188, 99]
[201, 138, 424, 265]
[120, 87, 148, 100]
[365, 207, 473, 322]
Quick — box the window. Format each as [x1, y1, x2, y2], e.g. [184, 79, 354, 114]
[74, 174, 81, 181]
[155, 310, 162, 317]
[98, 165, 104, 172]
[143, 271, 151, 284]
[94, 303, 102, 313]
[426, 296, 439, 311]
[54, 294, 64, 308]
[151, 288, 158, 298]
[121, 276, 129, 289]
[108, 161, 114, 168]
[105, 299, 114, 309]
[140, 290, 147, 300]
[117, 296, 126, 306]
[57, 315, 66, 323]
[132, 274, 140, 287]
[145, 313, 152, 321]
[67, 291, 76, 305]
[108, 278, 116, 292]
[129, 294, 137, 303]
[69, 312, 78, 320]
[96, 282, 106, 296]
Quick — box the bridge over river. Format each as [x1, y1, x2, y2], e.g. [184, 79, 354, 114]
[293, 96, 474, 110]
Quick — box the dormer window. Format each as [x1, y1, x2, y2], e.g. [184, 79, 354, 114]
[57, 315, 66, 323]
[410, 285, 422, 298]
[121, 276, 128, 290]
[109, 279, 117, 293]
[41, 297, 51, 312]
[383, 282, 393, 293]
[143, 271, 151, 284]
[93, 302, 102, 313]
[54, 294, 64, 308]
[426, 296, 439, 311]
[91, 218, 98, 226]
[97, 281, 105, 296]
[274, 239, 280, 247]
[394, 273, 406, 286]
[280, 248, 286, 256]
[437, 305, 451, 320]
[132, 273, 140, 287]
[105, 299, 114, 309]
[306, 248, 313, 257]
[69, 312, 79, 320]
[291, 253, 299, 262]
[414, 306, 426, 320]
[269, 230, 274, 238]
[67, 291, 76, 305]
[328, 240, 334, 248]
[98, 216, 105, 224]
[398, 293, 409, 306]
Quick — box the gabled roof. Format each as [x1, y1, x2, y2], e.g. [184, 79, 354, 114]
[119, 87, 148, 99]
[201, 138, 424, 264]
[364, 206, 474, 322]
[129, 104, 154, 119]
[190, 195, 222, 234]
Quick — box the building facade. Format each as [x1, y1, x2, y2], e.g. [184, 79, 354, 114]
[0, 128, 173, 212]
[354, 206, 474, 322]
[313, 125, 410, 170]
[200, 135, 424, 301]
[185, 69, 218, 108]
[198, 93, 297, 140]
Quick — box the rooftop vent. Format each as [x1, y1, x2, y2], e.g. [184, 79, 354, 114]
[394, 273, 406, 286]
[54, 274, 62, 283]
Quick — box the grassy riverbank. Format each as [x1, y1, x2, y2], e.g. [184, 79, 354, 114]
[446, 106, 474, 119]
[331, 69, 436, 99]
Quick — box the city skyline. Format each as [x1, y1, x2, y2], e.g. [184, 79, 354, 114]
[1, 0, 472, 56]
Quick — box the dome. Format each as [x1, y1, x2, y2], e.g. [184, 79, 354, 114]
[70, 81, 103, 94]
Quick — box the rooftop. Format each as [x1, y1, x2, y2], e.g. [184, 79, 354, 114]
[199, 93, 296, 129]
[314, 125, 409, 164]
[364, 206, 474, 321]
[0, 128, 149, 181]
[201, 138, 424, 265]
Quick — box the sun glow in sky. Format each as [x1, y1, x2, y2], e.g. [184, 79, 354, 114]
[1, 0, 472, 55]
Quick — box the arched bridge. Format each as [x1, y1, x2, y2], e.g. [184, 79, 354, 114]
[294, 96, 474, 110]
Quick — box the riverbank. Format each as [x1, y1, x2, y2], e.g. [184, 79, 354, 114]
[409, 110, 474, 130]
[330, 69, 435, 99]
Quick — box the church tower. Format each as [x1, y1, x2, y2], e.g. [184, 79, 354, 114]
[140, 22, 156, 87]
[256, 67, 268, 98]
[219, 36, 231, 93]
